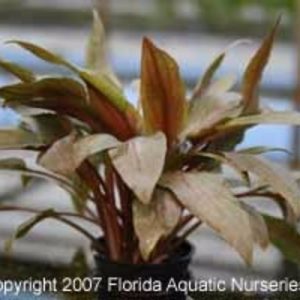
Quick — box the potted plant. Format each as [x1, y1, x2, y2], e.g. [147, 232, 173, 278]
[0, 13, 300, 299]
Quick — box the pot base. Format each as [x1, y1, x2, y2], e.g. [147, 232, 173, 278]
[94, 240, 193, 300]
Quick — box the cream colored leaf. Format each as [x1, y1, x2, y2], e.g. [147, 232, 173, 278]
[222, 112, 300, 128]
[133, 200, 166, 260]
[206, 75, 237, 96]
[39, 133, 77, 176]
[133, 188, 181, 260]
[242, 203, 269, 249]
[154, 189, 181, 230]
[39, 133, 120, 176]
[74, 134, 120, 165]
[110, 132, 167, 204]
[160, 171, 253, 265]
[181, 93, 241, 139]
[225, 153, 300, 219]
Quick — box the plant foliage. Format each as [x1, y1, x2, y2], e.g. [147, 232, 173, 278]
[0, 13, 299, 265]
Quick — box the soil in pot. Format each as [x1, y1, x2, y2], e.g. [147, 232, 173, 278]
[94, 240, 194, 300]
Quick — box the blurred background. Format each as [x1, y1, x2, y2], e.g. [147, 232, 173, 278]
[0, 0, 299, 163]
[0, 0, 299, 297]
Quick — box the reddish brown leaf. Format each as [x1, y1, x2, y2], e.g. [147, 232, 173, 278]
[140, 38, 186, 147]
[242, 18, 280, 114]
[88, 86, 137, 140]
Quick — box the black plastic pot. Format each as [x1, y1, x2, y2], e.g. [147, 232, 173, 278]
[94, 240, 194, 300]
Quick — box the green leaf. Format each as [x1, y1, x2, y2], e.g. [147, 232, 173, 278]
[4, 209, 57, 253]
[7, 40, 137, 137]
[0, 158, 26, 170]
[263, 214, 300, 265]
[85, 10, 106, 71]
[242, 203, 269, 249]
[8, 40, 78, 72]
[224, 153, 300, 219]
[69, 248, 89, 277]
[110, 132, 167, 204]
[70, 176, 90, 214]
[21, 175, 33, 188]
[0, 160, 86, 209]
[8, 39, 132, 113]
[191, 52, 225, 102]
[140, 38, 186, 146]
[15, 209, 56, 239]
[0, 59, 35, 82]
[242, 18, 280, 114]
[160, 171, 253, 265]
[79, 70, 128, 111]
[85, 10, 121, 88]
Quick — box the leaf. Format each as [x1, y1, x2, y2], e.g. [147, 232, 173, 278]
[82, 72, 139, 139]
[181, 92, 241, 139]
[242, 203, 269, 249]
[140, 38, 186, 146]
[70, 176, 90, 214]
[133, 189, 181, 260]
[7, 40, 138, 138]
[81, 70, 128, 111]
[263, 214, 300, 265]
[16, 209, 56, 239]
[74, 134, 120, 162]
[70, 248, 89, 277]
[0, 158, 26, 171]
[8, 40, 78, 72]
[242, 18, 280, 114]
[0, 59, 35, 82]
[133, 200, 166, 261]
[191, 53, 225, 102]
[238, 146, 291, 156]
[8, 39, 128, 110]
[0, 77, 104, 133]
[39, 133, 120, 176]
[196, 152, 250, 184]
[224, 153, 300, 219]
[23, 113, 73, 145]
[190, 38, 250, 104]
[206, 75, 237, 95]
[85, 10, 121, 88]
[38, 133, 77, 176]
[0, 127, 41, 149]
[221, 111, 300, 128]
[160, 171, 253, 265]
[154, 188, 181, 230]
[0, 77, 87, 103]
[110, 132, 167, 204]
[210, 110, 300, 152]
[4, 209, 57, 253]
[0, 160, 86, 208]
[85, 10, 106, 71]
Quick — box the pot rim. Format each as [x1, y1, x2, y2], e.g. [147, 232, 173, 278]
[94, 239, 195, 268]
